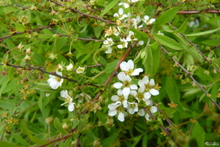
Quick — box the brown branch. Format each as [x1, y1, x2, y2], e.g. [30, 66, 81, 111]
[170, 23, 220, 73]
[37, 134, 72, 147]
[144, 108, 182, 147]
[178, 10, 220, 14]
[0, 63, 99, 87]
[202, 44, 220, 53]
[49, 0, 116, 25]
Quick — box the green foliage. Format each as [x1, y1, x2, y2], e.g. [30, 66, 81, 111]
[0, 0, 219, 147]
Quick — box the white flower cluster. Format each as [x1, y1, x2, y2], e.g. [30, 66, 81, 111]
[103, 1, 156, 54]
[108, 60, 159, 122]
[47, 65, 87, 112]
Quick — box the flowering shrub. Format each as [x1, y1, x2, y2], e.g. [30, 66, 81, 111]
[0, 0, 220, 147]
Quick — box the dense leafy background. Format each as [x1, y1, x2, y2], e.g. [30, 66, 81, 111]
[0, 0, 219, 147]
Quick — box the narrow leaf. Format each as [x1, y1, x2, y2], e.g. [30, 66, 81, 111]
[100, 0, 119, 17]
[166, 76, 180, 103]
[105, 60, 119, 73]
[156, 7, 179, 26]
[184, 28, 220, 37]
[153, 34, 182, 50]
[54, 117, 67, 134]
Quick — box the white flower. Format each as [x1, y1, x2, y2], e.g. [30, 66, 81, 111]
[189, 19, 199, 28]
[113, 72, 138, 97]
[76, 66, 85, 74]
[119, 2, 129, 8]
[126, 31, 137, 42]
[60, 90, 75, 112]
[75, 93, 91, 103]
[103, 38, 114, 46]
[47, 71, 63, 89]
[137, 40, 144, 46]
[157, 31, 164, 35]
[120, 60, 143, 76]
[138, 76, 159, 96]
[45, 93, 50, 97]
[143, 15, 156, 25]
[127, 102, 138, 114]
[117, 38, 128, 49]
[108, 102, 126, 122]
[111, 89, 128, 108]
[131, 16, 142, 29]
[66, 63, 73, 71]
[129, 0, 139, 3]
[105, 46, 112, 54]
[113, 8, 129, 20]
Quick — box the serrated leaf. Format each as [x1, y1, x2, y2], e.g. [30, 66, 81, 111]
[54, 117, 67, 134]
[156, 7, 179, 26]
[184, 28, 220, 36]
[105, 60, 119, 73]
[153, 34, 182, 50]
[100, 0, 119, 17]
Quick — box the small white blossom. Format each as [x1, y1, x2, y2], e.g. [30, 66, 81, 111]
[119, 2, 129, 8]
[76, 66, 85, 74]
[108, 102, 126, 122]
[111, 89, 128, 108]
[189, 19, 199, 28]
[157, 31, 164, 35]
[113, 8, 129, 20]
[60, 90, 75, 112]
[143, 15, 155, 25]
[120, 60, 143, 76]
[66, 63, 73, 71]
[127, 102, 138, 114]
[131, 16, 142, 29]
[103, 38, 114, 46]
[117, 38, 128, 49]
[47, 71, 63, 89]
[137, 40, 144, 46]
[75, 93, 91, 103]
[138, 76, 159, 96]
[150, 106, 157, 113]
[126, 31, 137, 42]
[105, 46, 112, 54]
[113, 72, 138, 97]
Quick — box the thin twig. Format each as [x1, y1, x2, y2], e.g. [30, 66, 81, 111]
[144, 108, 181, 147]
[170, 23, 220, 73]
[147, 33, 220, 110]
[202, 44, 220, 53]
[49, 0, 116, 25]
[178, 10, 220, 14]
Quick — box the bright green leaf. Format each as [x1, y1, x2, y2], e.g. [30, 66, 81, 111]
[54, 117, 67, 134]
[153, 34, 182, 50]
[156, 7, 179, 26]
[184, 28, 220, 37]
[100, 0, 119, 17]
[105, 60, 119, 73]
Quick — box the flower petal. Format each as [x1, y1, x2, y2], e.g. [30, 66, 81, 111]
[118, 112, 125, 122]
[111, 95, 119, 101]
[68, 102, 75, 112]
[150, 106, 157, 113]
[138, 109, 145, 116]
[130, 84, 138, 90]
[127, 60, 134, 70]
[150, 89, 159, 96]
[108, 110, 117, 116]
[120, 62, 129, 71]
[144, 92, 151, 99]
[113, 82, 123, 89]
[131, 68, 143, 76]
[122, 87, 130, 96]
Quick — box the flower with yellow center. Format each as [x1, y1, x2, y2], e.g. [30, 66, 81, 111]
[120, 60, 143, 76]
[47, 71, 63, 89]
[60, 90, 75, 112]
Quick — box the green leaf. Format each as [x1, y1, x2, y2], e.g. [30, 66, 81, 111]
[131, 28, 149, 39]
[102, 132, 119, 147]
[173, 19, 188, 33]
[93, 25, 103, 38]
[184, 28, 220, 37]
[192, 123, 205, 147]
[153, 34, 182, 50]
[100, 0, 119, 17]
[166, 76, 180, 103]
[55, 37, 67, 51]
[0, 140, 22, 147]
[143, 47, 153, 75]
[54, 117, 67, 134]
[105, 60, 119, 73]
[12, 133, 30, 146]
[156, 7, 179, 26]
